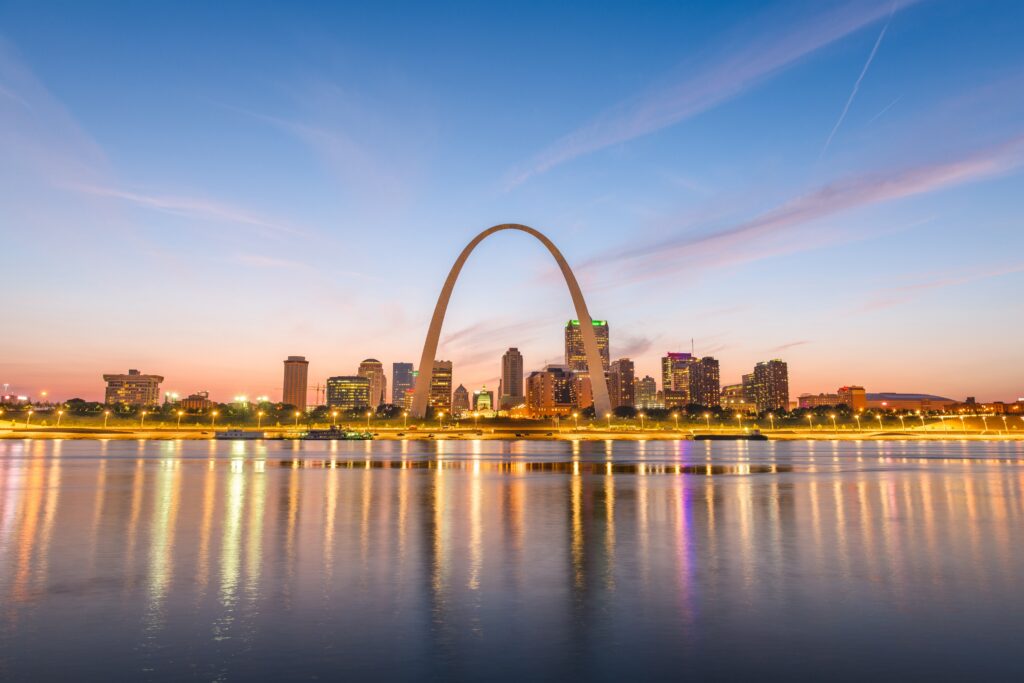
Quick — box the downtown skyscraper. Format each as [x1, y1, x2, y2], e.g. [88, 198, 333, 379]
[392, 362, 414, 406]
[500, 347, 524, 409]
[357, 359, 387, 409]
[282, 356, 309, 410]
[608, 358, 635, 409]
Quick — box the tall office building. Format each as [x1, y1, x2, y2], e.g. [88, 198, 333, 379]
[326, 375, 371, 410]
[430, 360, 453, 411]
[392, 362, 414, 406]
[661, 352, 694, 393]
[564, 320, 610, 375]
[683, 356, 721, 407]
[452, 384, 470, 415]
[751, 359, 789, 413]
[608, 358, 635, 408]
[103, 369, 163, 406]
[358, 359, 387, 408]
[500, 348, 524, 408]
[282, 356, 309, 410]
[526, 365, 575, 417]
[635, 375, 658, 409]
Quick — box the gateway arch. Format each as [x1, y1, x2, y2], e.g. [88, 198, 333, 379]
[410, 224, 611, 419]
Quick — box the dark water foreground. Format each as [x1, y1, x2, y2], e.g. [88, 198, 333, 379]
[2, 439, 1023, 681]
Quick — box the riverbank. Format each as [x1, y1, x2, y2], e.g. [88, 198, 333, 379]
[1, 424, 1022, 441]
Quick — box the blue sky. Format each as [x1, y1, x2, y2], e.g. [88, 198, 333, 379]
[1, 0, 1022, 402]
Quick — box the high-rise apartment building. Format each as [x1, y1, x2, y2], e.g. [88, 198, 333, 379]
[661, 352, 695, 393]
[635, 375, 659, 408]
[357, 359, 387, 409]
[103, 369, 163, 406]
[326, 375, 370, 411]
[452, 384, 470, 415]
[682, 356, 721, 407]
[564, 320, 610, 375]
[282, 356, 309, 410]
[608, 358, 635, 408]
[751, 359, 789, 413]
[430, 360, 453, 411]
[526, 365, 575, 417]
[500, 348, 524, 408]
[392, 362, 414, 406]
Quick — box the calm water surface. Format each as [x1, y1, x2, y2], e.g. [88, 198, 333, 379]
[2, 438, 1024, 681]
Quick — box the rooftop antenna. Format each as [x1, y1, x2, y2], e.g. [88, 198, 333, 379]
[691, 338, 695, 357]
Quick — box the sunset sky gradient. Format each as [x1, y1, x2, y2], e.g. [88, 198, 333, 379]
[1, 0, 1022, 403]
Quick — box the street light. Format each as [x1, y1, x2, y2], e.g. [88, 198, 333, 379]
[56, 409, 65, 427]
[293, 410, 300, 427]
[899, 415, 906, 431]
[177, 410, 185, 428]
[366, 410, 372, 431]
[212, 410, 219, 430]
[104, 410, 111, 428]
[806, 414, 813, 430]
[474, 411, 480, 429]
[140, 411, 148, 429]
[768, 413, 775, 431]
[830, 413, 838, 432]
[606, 412, 612, 430]
[919, 413, 926, 429]
[403, 411, 409, 429]
[876, 414, 884, 431]
[1002, 416, 1008, 434]
[704, 412, 711, 430]
[437, 411, 445, 430]
[672, 412, 680, 430]
[982, 415, 989, 433]
[572, 412, 579, 431]
[331, 410, 339, 427]
[736, 413, 743, 432]
[959, 414, 966, 431]
[639, 412, 646, 431]
[25, 409, 33, 427]
[257, 410, 265, 429]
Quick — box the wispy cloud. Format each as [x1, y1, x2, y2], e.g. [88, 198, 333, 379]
[589, 133, 1024, 284]
[859, 262, 1024, 311]
[821, 6, 895, 156]
[505, 0, 919, 188]
[70, 184, 303, 237]
[770, 340, 812, 352]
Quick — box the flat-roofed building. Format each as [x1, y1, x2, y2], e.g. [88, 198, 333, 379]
[392, 362, 415, 406]
[608, 358, 635, 408]
[565, 320, 609, 375]
[103, 369, 163, 406]
[430, 360, 453, 411]
[838, 385, 867, 411]
[526, 365, 575, 417]
[326, 376, 370, 411]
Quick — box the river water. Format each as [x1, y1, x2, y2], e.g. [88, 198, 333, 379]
[1, 438, 1023, 681]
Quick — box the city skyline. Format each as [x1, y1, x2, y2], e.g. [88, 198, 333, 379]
[2, 1, 1023, 401]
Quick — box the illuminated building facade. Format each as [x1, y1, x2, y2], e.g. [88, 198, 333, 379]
[721, 383, 757, 414]
[608, 358, 635, 408]
[838, 385, 867, 411]
[181, 391, 212, 411]
[500, 347, 524, 408]
[635, 375, 658, 409]
[473, 387, 494, 412]
[526, 365, 575, 417]
[565, 320, 609, 375]
[392, 362, 414, 405]
[750, 359, 789, 413]
[282, 356, 309, 410]
[430, 360, 453, 411]
[661, 352, 695, 393]
[357, 359, 387, 409]
[326, 375, 370, 410]
[103, 369, 163, 406]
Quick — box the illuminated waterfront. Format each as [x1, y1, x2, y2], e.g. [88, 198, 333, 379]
[2, 439, 1024, 680]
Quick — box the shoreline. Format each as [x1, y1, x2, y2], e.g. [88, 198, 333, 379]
[1, 425, 1022, 442]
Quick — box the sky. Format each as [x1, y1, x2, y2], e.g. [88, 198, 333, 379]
[1, 0, 1023, 403]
